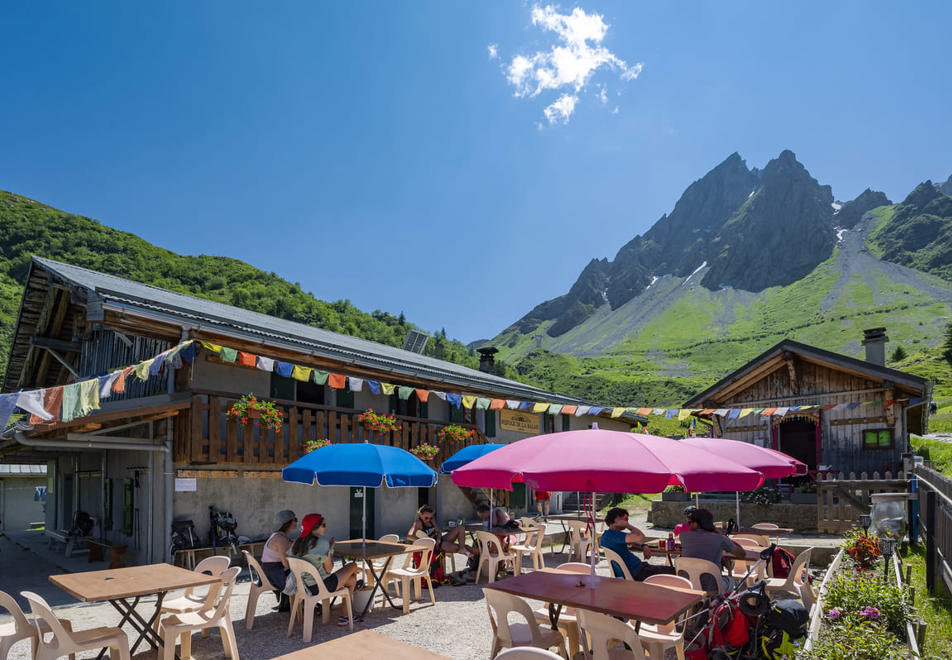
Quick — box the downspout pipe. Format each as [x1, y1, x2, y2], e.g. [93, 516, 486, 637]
[14, 432, 169, 453]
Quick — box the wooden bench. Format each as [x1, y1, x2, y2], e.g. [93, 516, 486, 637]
[174, 541, 266, 570]
[87, 539, 128, 568]
[45, 530, 89, 558]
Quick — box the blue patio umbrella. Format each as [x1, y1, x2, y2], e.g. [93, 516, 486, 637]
[282, 442, 437, 545]
[439, 443, 506, 474]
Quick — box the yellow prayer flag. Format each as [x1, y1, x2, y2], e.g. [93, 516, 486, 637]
[199, 341, 222, 352]
[381, 383, 395, 395]
[677, 409, 692, 420]
[79, 379, 100, 415]
[134, 359, 154, 381]
[611, 407, 625, 418]
[462, 395, 477, 409]
[291, 365, 312, 382]
[532, 402, 549, 413]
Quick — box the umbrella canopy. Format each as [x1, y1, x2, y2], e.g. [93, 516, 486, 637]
[282, 442, 437, 488]
[451, 429, 764, 493]
[439, 443, 506, 474]
[678, 437, 807, 479]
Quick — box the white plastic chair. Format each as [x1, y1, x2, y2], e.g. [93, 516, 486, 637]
[286, 557, 353, 641]
[21, 591, 129, 660]
[484, 588, 568, 659]
[729, 541, 766, 585]
[532, 562, 590, 657]
[155, 555, 230, 635]
[242, 550, 279, 630]
[674, 557, 725, 596]
[474, 531, 517, 584]
[638, 574, 693, 660]
[764, 547, 813, 610]
[383, 537, 437, 614]
[158, 566, 240, 660]
[751, 522, 781, 545]
[576, 608, 647, 660]
[511, 526, 546, 575]
[364, 533, 401, 587]
[566, 521, 593, 562]
[495, 647, 565, 659]
[733, 533, 770, 547]
[600, 547, 634, 581]
[1, 590, 75, 660]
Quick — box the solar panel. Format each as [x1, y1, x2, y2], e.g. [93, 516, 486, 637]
[402, 330, 429, 354]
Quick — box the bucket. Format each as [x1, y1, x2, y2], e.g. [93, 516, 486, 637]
[352, 588, 375, 614]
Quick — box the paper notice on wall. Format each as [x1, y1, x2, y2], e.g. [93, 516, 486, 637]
[175, 478, 197, 492]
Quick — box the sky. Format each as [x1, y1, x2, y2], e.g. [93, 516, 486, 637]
[2, 2, 951, 345]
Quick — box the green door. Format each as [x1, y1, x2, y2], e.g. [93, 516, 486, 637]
[511, 483, 526, 509]
[349, 487, 375, 539]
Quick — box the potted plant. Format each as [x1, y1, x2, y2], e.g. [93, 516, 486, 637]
[436, 423, 475, 444]
[356, 409, 401, 432]
[791, 483, 818, 504]
[843, 529, 882, 571]
[410, 442, 440, 462]
[304, 438, 332, 453]
[227, 394, 283, 432]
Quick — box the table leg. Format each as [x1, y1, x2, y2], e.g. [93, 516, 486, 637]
[361, 556, 401, 614]
[547, 602, 563, 630]
[557, 520, 570, 555]
[106, 592, 176, 658]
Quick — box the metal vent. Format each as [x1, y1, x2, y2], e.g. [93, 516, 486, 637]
[402, 330, 429, 354]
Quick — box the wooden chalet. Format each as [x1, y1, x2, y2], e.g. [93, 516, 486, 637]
[0, 257, 640, 564]
[683, 330, 932, 478]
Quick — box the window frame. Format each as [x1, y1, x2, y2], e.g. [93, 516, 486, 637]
[862, 427, 894, 450]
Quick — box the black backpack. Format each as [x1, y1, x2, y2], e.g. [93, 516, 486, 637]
[70, 511, 94, 538]
[763, 599, 809, 639]
[171, 519, 199, 550]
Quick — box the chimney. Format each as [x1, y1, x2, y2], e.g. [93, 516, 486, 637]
[477, 346, 498, 374]
[862, 327, 889, 366]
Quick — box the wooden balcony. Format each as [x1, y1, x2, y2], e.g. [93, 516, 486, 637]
[175, 392, 487, 468]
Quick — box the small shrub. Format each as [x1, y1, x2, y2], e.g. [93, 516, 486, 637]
[823, 568, 911, 638]
[740, 485, 780, 504]
[798, 619, 912, 659]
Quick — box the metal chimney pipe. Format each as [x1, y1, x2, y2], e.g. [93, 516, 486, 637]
[477, 346, 498, 373]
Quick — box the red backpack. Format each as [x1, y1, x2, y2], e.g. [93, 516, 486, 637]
[770, 547, 797, 579]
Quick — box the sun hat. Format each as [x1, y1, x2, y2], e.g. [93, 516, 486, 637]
[689, 508, 716, 532]
[273, 509, 297, 532]
[300, 513, 324, 538]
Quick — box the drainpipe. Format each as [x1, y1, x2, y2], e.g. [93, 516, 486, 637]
[14, 433, 170, 453]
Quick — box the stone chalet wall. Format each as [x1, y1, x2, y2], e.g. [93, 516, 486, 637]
[649, 501, 818, 532]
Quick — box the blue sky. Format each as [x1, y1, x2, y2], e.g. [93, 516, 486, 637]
[2, 2, 950, 344]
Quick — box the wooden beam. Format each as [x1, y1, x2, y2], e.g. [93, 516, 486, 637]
[782, 351, 800, 395]
[30, 335, 82, 353]
[39, 347, 79, 378]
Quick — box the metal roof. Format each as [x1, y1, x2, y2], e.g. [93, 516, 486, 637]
[0, 463, 47, 475]
[28, 257, 593, 404]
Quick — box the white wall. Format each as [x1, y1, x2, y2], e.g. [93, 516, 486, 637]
[0, 476, 46, 531]
[191, 359, 271, 395]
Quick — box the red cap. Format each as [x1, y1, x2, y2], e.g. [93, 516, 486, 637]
[300, 513, 324, 538]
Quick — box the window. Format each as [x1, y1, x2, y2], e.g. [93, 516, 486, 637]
[485, 409, 497, 437]
[543, 414, 554, 434]
[336, 388, 355, 409]
[296, 379, 325, 405]
[270, 373, 295, 400]
[863, 429, 893, 449]
[449, 403, 463, 424]
[562, 414, 571, 432]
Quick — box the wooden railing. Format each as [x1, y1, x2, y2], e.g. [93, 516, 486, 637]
[816, 470, 909, 533]
[175, 392, 487, 467]
[913, 464, 952, 600]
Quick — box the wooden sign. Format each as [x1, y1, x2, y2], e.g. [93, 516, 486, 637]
[500, 409, 540, 434]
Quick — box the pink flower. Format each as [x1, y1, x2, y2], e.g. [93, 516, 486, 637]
[827, 608, 841, 620]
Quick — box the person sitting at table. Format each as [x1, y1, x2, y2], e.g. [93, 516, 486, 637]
[673, 505, 697, 537]
[262, 509, 297, 612]
[601, 507, 676, 581]
[290, 513, 362, 625]
[678, 508, 746, 592]
[408, 505, 474, 558]
[476, 502, 510, 527]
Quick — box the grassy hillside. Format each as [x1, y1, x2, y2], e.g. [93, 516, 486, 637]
[0, 191, 484, 378]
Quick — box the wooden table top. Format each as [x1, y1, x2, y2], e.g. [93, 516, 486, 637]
[715, 524, 793, 536]
[49, 563, 220, 602]
[647, 539, 767, 562]
[485, 568, 703, 626]
[334, 540, 424, 560]
[271, 630, 451, 659]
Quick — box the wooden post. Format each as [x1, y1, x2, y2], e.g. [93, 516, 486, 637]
[925, 489, 936, 592]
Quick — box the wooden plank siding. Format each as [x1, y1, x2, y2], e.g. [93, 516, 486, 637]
[79, 328, 171, 400]
[816, 471, 908, 533]
[179, 392, 485, 467]
[715, 357, 909, 475]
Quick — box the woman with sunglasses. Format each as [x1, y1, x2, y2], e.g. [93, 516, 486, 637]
[408, 505, 474, 558]
[261, 509, 298, 612]
[290, 513, 362, 625]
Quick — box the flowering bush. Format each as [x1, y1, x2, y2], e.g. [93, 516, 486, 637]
[436, 424, 475, 444]
[410, 442, 440, 461]
[843, 529, 882, 570]
[227, 394, 283, 432]
[740, 486, 781, 505]
[305, 438, 332, 453]
[357, 409, 401, 432]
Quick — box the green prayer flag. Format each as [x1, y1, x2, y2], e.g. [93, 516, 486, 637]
[219, 347, 238, 363]
[397, 386, 413, 400]
[312, 370, 329, 385]
[475, 397, 491, 410]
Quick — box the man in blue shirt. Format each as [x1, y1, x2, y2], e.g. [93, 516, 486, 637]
[601, 507, 676, 580]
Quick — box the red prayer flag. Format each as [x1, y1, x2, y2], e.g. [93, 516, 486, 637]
[415, 389, 430, 402]
[327, 373, 346, 389]
[560, 404, 578, 415]
[490, 399, 506, 410]
[238, 351, 257, 367]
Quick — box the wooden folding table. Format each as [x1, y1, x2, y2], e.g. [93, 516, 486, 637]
[49, 563, 220, 658]
[334, 540, 423, 616]
[272, 629, 451, 659]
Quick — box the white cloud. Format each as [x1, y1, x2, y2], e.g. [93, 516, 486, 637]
[544, 94, 578, 124]
[498, 4, 642, 125]
[488, 43, 498, 60]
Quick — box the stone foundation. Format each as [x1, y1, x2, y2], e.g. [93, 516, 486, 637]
[649, 501, 818, 532]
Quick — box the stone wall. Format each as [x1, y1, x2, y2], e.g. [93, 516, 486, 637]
[649, 501, 819, 532]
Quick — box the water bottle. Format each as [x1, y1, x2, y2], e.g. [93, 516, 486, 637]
[666, 533, 675, 551]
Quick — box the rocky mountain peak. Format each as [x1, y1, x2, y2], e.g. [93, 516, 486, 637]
[835, 189, 892, 229]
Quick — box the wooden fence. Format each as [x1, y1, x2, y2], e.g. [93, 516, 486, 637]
[912, 464, 952, 597]
[817, 470, 909, 533]
[175, 392, 486, 467]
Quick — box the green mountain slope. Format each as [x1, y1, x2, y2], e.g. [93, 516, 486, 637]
[0, 190, 482, 377]
[867, 182, 952, 280]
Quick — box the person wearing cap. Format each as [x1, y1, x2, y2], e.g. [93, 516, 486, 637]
[673, 505, 697, 537]
[290, 513, 361, 625]
[261, 509, 298, 612]
[601, 507, 676, 581]
[679, 507, 746, 591]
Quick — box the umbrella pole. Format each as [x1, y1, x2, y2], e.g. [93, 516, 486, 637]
[695, 492, 699, 508]
[362, 485, 367, 551]
[735, 491, 741, 528]
[589, 492, 597, 584]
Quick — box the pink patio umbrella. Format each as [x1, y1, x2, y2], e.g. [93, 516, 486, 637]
[679, 436, 807, 526]
[451, 429, 764, 580]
